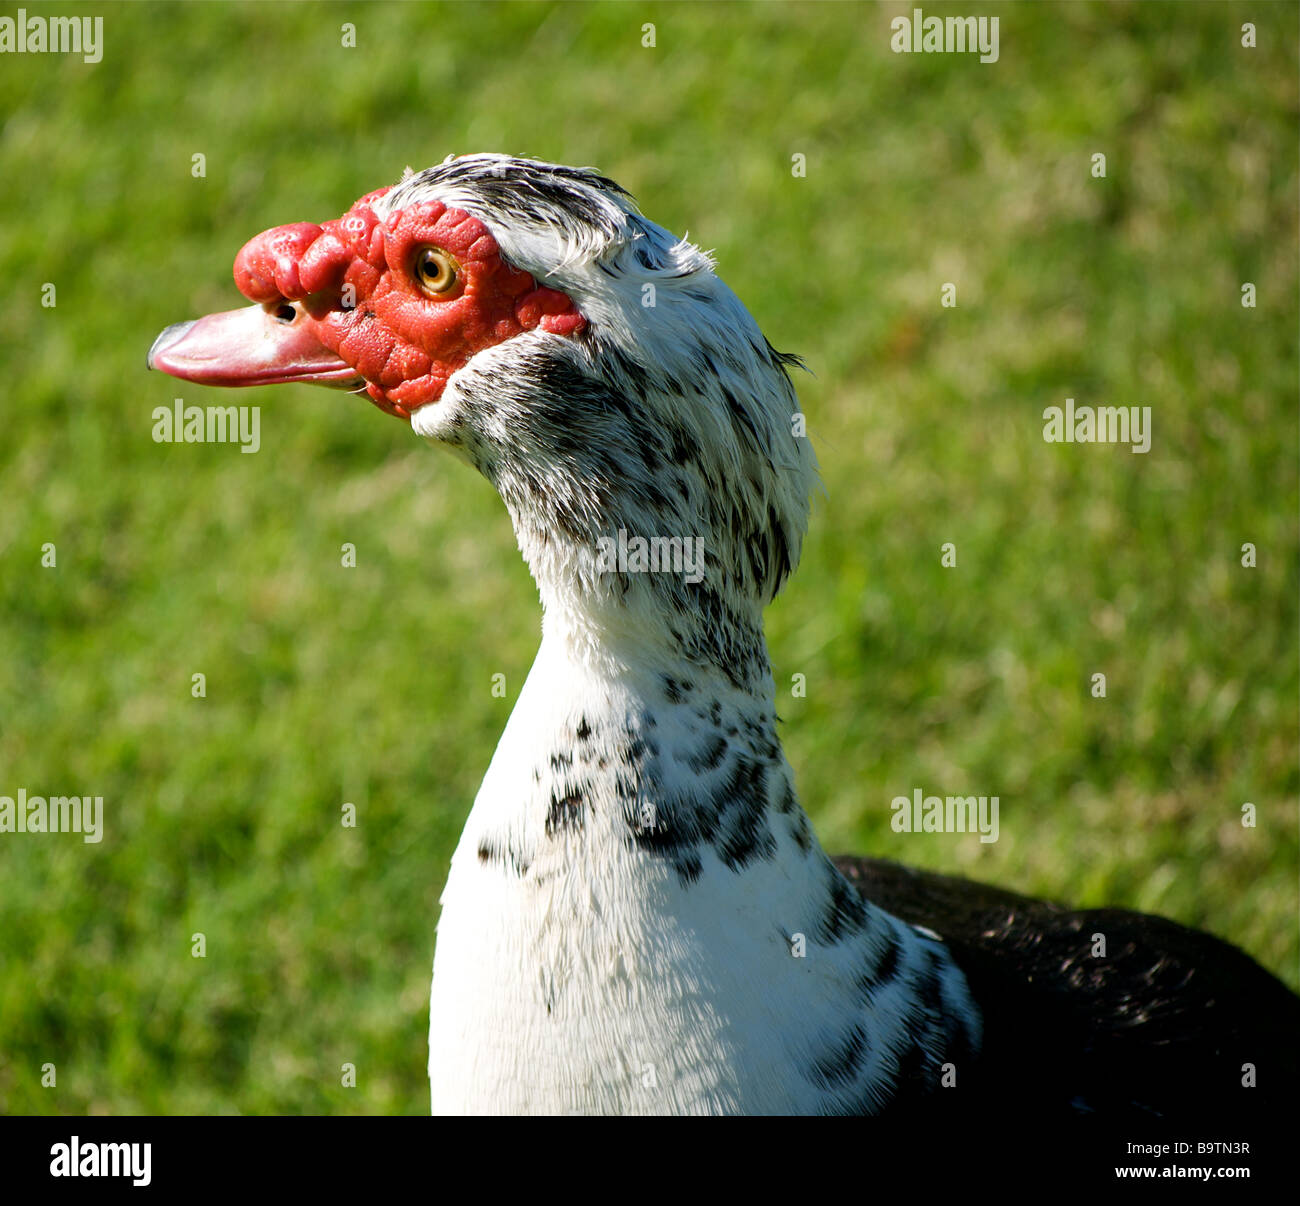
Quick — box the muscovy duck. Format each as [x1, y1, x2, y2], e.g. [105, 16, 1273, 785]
[150, 154, 1298, 1119]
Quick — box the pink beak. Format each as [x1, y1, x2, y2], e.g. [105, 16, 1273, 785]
[147, 303, 360, 389]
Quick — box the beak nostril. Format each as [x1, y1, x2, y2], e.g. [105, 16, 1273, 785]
[269, 303, 297, 324]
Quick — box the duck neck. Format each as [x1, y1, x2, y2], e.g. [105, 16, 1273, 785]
[464, 619, 806, 888]
[432, 621, 984, 1114]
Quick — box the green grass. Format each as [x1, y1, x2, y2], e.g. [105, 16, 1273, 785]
[0, 1, 1295, 1114]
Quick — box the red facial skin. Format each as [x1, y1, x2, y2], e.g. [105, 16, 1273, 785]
[232, 188, 586, 421]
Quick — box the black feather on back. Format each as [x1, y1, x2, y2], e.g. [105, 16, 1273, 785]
[834, 855, 1300, 1125]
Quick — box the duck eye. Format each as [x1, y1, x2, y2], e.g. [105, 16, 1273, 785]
[413, 247, 459, 297]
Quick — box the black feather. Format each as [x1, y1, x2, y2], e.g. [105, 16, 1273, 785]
[834, 855, 1300, 1123]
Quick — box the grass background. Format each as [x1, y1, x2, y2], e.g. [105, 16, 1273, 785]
[0, 1, 1295, 1114]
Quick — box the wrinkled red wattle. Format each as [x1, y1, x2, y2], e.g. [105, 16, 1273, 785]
[231, 189, 585, 421]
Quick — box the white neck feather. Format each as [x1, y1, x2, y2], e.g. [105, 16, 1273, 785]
[428, 621, 980, 1114]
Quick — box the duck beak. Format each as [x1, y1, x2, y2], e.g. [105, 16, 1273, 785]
[148, 303, 360, 389]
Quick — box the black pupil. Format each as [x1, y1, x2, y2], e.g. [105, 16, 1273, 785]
[423, 254, 441, 279]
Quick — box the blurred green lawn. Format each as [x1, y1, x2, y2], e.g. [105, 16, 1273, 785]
[0, 1, 1295, 1114]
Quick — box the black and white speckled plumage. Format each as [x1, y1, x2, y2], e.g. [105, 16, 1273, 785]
[389, 156, 1299, 1119]
[441, 656, 980, 1115]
